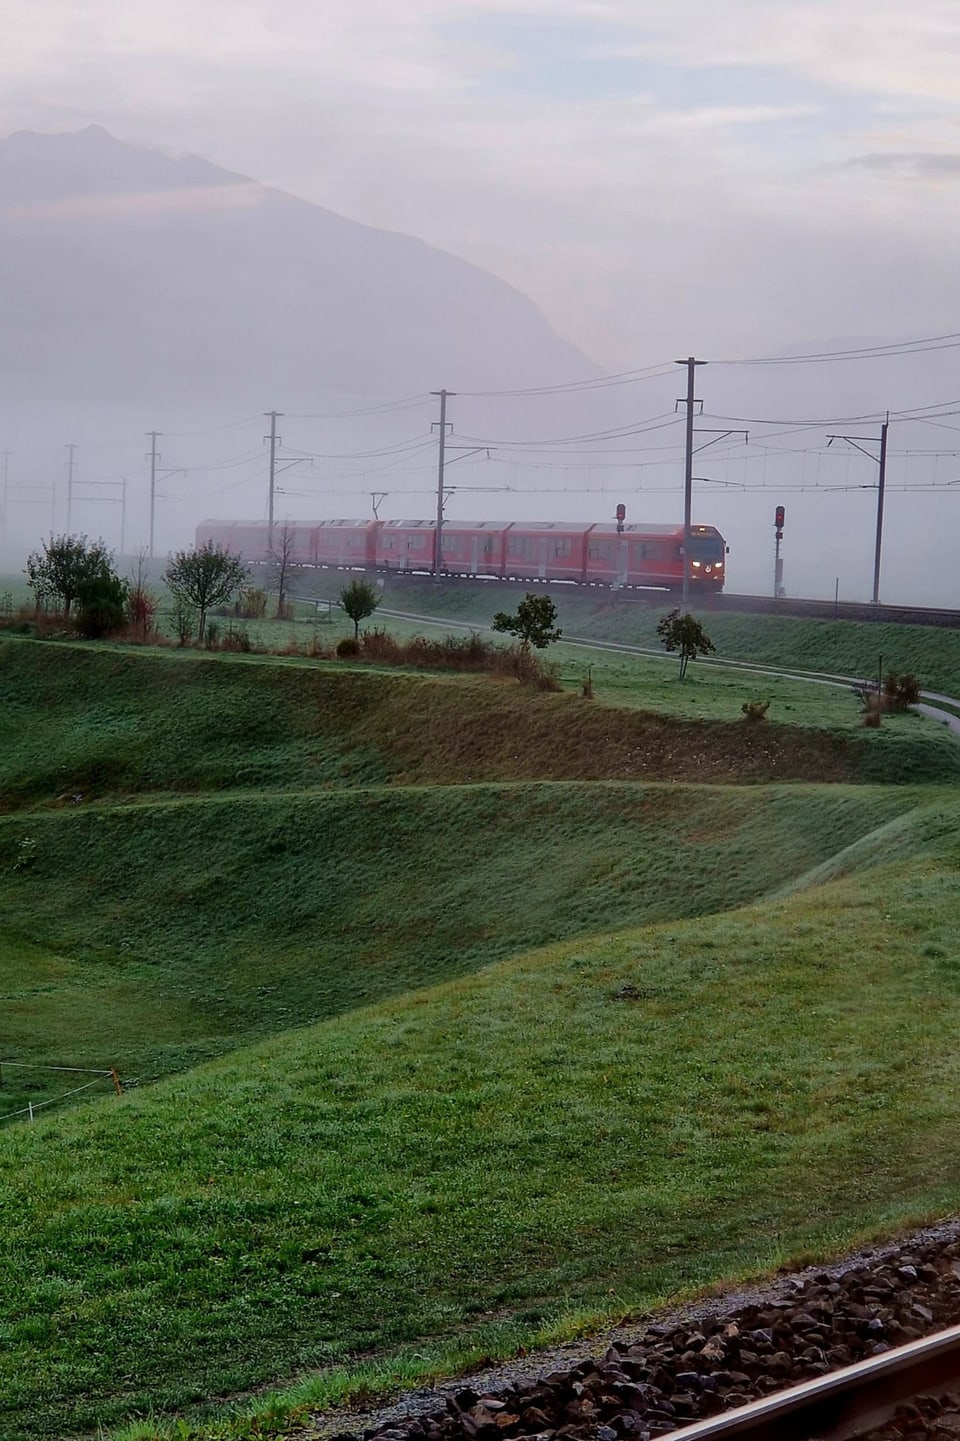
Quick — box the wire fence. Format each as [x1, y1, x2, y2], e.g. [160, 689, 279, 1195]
[0, 1061, 127, 1126]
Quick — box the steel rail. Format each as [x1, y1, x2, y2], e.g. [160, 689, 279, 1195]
[665, 1323, 960, 1441]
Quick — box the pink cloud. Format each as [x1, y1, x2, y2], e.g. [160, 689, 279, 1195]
[2, 180, 267, 222]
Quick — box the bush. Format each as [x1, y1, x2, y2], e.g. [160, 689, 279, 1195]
[128, 586, 160, 642]
[75, 572, 129, 639]
[220, 624, 252, 653]
[172, 599, 197, 647]
[883, 671, 922, 711]
[239, 587, 267, 620]
[337, 636, 361, 659]
[741, 698, 770, 722]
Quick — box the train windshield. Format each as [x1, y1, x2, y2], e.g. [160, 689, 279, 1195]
[688, 533, 725, 562]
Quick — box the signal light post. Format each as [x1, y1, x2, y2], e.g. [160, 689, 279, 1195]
[774, 505, 785, 598]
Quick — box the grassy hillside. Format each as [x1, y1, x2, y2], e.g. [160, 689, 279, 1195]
[3, 637, 959, 803]
[2, 796, 960, 1438]
[0, 782, 916, 1107]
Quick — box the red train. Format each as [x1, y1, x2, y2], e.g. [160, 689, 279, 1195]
[195, 518, 729, 591]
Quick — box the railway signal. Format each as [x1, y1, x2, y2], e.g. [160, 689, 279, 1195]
[773, 505, 785, 597]
[615, 503, 626, 535]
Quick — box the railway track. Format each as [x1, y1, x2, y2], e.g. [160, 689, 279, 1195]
[317, 1229, 960, 1441]
[666, 1325, 960, 1440]
[379, 571, 960, 628]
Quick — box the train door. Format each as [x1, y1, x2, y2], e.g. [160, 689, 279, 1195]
[538, 537, 548, 579]
[471, 536, 480, 575]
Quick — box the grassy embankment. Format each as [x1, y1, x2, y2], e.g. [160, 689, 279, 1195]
[0, 630, 959, 1438]
[332, 575, 960, 697]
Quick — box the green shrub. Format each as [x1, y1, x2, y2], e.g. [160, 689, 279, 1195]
[75, 572, 129, 639]
[336, 635, 361, 659]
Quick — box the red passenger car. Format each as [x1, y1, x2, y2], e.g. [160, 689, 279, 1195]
[503, 523, 591, 582]
[195, 520, 272, 559]
[374, 519, 435, 572]
[436, 521, 510, 577]
[313, 520, 380, 570]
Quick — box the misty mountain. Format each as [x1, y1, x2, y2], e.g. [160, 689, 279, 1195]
[0, 126, 592, 411]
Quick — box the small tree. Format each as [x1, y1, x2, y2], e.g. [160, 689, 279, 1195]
[269, 522, 301, 619]
[339, 578, 380, 639]
[492, 593, 562, 652]
[24, 550, 55, 615]
[657, 608, 715, 680]
[164, 541, 247, 643]
[24, 533, 113, 618]
[75, 568, 129, 639]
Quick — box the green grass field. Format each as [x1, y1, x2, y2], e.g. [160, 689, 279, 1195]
[1, 619, 960, 1441]
[345, 575, 960, 697]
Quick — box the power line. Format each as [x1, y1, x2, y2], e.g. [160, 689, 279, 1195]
[718, 330, 960, 366]
[285, 394, 433, 419]
[456, 363, 677, 398]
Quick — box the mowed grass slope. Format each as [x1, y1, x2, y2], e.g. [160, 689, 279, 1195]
[0, 782, 916, 1101]
[2, 797, 960, 1438]
[2, 637, 959, 800]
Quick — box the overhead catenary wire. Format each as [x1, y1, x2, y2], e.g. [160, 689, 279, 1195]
[716, 330, 960, 365]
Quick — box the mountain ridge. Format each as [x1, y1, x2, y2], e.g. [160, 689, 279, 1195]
[0, 125, 595, 407]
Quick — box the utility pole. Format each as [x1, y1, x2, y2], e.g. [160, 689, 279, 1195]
[430, 389, 455, 577]
[874, 414, 889, 606]
[827, 414, 890, 604]
[65, 444, 77, 532]
[264, 410, 283, 533]
[146, 432, 162, 559]
[675, 358, 706, 606]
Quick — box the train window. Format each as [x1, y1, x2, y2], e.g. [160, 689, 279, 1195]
[410, 534, 426, 550]
[554, 538, 571, 557]
[482, 539, 494, 555]
[508, 537, 531, 558]
[588, 541, 612, 560]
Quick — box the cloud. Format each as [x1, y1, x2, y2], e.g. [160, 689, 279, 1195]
[2, 0, 960, 365]
[844, 151, 960, 178]
[1, 181, 267, 223]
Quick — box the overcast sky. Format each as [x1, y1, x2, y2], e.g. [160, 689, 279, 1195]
[3, 0, 960, 368]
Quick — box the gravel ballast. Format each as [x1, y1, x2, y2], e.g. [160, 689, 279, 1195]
[313, 1224, 960, 1441]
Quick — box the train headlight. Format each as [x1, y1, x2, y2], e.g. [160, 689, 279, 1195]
[691, 560, 702, 568]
